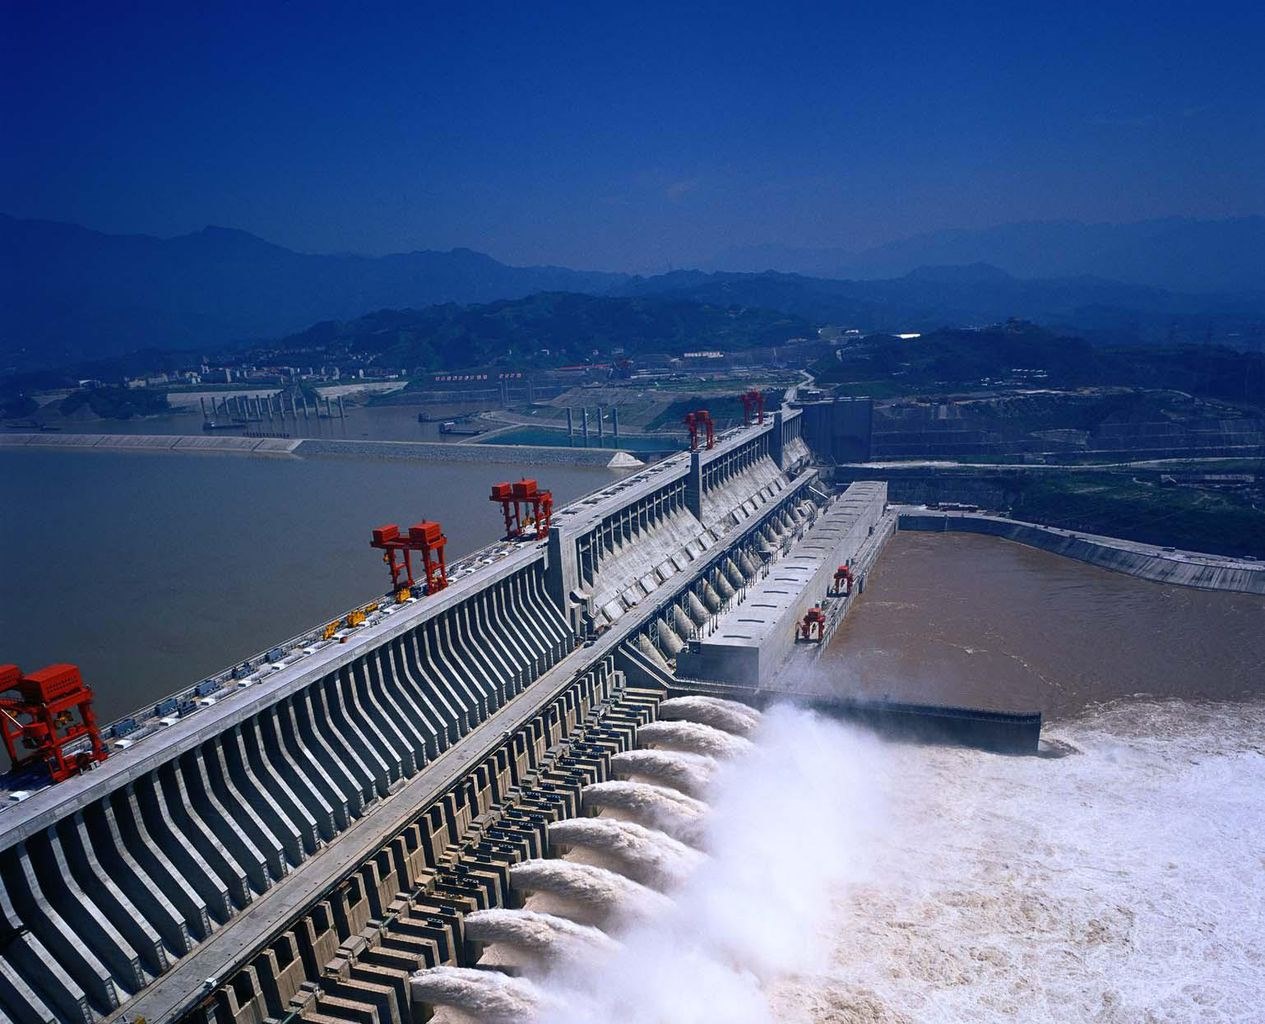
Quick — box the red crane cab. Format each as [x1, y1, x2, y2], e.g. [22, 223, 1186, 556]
[0, 663, 109, 783]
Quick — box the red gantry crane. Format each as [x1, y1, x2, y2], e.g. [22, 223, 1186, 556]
[490, 478, 554, 541]
[739, 388, 765, 426]
[0, 663, 109, 783]
[370, 520, 449, 597]
[798, 606, 827, 643]
[832, 563, 855, 596]
[684, 409, 715, 451]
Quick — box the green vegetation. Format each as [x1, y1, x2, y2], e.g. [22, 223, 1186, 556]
[645, 395, 748, 431]
[0, 392, 37, 419]
[59, 386, 170, 420]
[1009, 472, 1265, 557]
[815, 323, 1265, 410]
[279, 293, 812, 373]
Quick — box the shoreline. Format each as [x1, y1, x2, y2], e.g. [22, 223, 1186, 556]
[0, 430, 641, 467]
[897, 506, 1265, 594]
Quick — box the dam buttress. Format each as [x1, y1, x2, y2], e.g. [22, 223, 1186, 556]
[0, 408, 901, 1024]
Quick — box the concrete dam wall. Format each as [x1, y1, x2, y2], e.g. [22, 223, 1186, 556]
[0, 409, 877, 1024]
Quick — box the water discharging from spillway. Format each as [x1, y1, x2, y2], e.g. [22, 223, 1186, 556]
[408, 966, 544, 1023]
[463, 908, 619, 960]
[508, 860, 673, 923]
[634, 720, 754, 759]
[657, 694, 762, 735]
[412, 694, 795, 1023]
[579, 780, 709, 846]
[608, 748, 717, 797]
[547, 817, 705, 889]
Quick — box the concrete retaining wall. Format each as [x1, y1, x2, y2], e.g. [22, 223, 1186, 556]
[0, 433, 301, 455]
[0, 433, 634, 466]
[899, 509, 1265, 595]
[294, 437, 627, 467]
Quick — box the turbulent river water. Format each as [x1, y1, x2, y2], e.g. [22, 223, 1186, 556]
[824, 531, 1265, 718]
[773, 532, 1264, 1022]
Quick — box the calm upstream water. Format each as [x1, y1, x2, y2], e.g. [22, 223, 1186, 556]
[825, 530, 1265, 718]
[0, 449, 629, 725]
[48, 403, 480, 442]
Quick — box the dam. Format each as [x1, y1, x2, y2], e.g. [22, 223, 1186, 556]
[5, 392, 1264, 1024]
[0, 406, 905, 1024]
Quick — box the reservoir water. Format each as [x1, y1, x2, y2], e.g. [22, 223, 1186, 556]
[478, 425, 682, 453]
[0, 448, 630, 725]
[39, 403, 479, 442]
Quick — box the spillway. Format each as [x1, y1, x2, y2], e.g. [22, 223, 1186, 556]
[462, 907, 618, 960]
[0, 407, 913, 1024]
[547, 816, 704, 889]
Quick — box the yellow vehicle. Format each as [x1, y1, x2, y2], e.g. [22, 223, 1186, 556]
[321, 621, 339, 641]
[345, 609, 366, 628]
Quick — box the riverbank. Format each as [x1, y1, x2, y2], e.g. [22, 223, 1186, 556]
[0, 432, 643, 467]
[898, 507, 1265, 594]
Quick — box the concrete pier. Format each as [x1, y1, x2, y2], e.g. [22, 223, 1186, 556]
[675, 482, 891, 688]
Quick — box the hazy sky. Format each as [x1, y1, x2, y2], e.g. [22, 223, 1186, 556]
[4, 1, 1263, 271]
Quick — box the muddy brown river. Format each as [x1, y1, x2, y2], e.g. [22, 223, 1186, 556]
[824, 530, 1265, 719]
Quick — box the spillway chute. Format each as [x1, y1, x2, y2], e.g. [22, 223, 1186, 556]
[657, 694, 762, 736]
[636, 720, 754, 759]
[581, 780, 710, 846]
[548, 816, 705, 889]
[409, 965, 542, 1023]
[610, 748, 717, 798]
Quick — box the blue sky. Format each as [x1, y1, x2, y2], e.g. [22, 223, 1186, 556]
[3, 1, 1262, 270]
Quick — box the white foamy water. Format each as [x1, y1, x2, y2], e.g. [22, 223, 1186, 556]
[581, 780, 710, 846]
[609, 748, 717, 797]
[636, 719, 754, 759]
[464, 908, 619, 960]
[771, 699, 1265, 1024]
[537, 705, 880, 1024]
[510, 859, 674, 920]
[658, 694, 762, 735]
[548, 816, 706, 889]
[524, 699, 1264, 1024]
[409, 965, 543, 1023]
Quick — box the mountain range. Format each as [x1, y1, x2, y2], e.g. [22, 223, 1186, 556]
[708, 216, 1265, 294]
[2, 214, 1262, 371]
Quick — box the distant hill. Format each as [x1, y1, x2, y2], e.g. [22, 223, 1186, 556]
[273, 292, 812, 370]
[0, 214, 623, 368]
[4, 214, 1263, 372]
[624, 265, 1265, 348]
[812, 323, 1265, 407]
[709, 217, 1265, 293]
